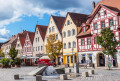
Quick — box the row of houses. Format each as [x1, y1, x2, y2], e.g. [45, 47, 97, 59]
[1, 0, 120, 67]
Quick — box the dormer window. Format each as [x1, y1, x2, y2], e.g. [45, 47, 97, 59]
[67, 20, 70, 25]
[104, 11, 106, 15]
[83, 27, 86, 33]
[98, 12, 100, 17]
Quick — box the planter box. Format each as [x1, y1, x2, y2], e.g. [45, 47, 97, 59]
[11, 65, 15, 67]
[15, 65, 20, 68]
[2, 65, 11, 68]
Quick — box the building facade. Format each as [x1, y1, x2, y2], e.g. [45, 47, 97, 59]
[44, 15, 65, 65]
[33, 25, 47, 57]
[23, 32, 35, 57]
[16, 31, 27, 57]
[62, 12, 88, 67]
[77, 4, 120, 67]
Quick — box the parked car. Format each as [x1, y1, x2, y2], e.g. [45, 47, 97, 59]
[38, 59, 56, 67]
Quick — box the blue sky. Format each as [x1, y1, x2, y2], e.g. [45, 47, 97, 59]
[0, 0, 101, 42]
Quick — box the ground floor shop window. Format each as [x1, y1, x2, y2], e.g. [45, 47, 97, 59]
[67, 56, 69, 63]
[81, 54, 86, 63]
[71, 56, 73, 63]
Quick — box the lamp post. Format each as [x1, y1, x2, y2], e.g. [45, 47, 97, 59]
[72, 47, 74, 68]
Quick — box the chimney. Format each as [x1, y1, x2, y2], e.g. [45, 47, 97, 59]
[93, 1, 96, 9]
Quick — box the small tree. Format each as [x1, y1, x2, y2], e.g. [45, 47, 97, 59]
[46, 34, 63, 62]
[0, 49, 5, 57]
[8, 47, 18, 65]
[97, 28, 119, 70]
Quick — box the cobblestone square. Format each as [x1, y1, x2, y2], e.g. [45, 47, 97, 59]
[0, 66, 120, 81]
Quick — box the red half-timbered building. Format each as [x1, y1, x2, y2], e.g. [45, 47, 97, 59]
[23, 32, 35, 56]
[77, 4, 120, 67]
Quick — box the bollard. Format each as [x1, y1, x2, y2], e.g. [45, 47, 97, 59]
[82, 72, 89, 77]
[14, 74, 19, 80]
[60, 74, 67, 80]
[88, 70, 94, 75]
[36, 75, 42, 81]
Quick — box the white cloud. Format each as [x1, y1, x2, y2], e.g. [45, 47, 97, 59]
[0, 28, 10, 42]
[0, 0, 101, 42]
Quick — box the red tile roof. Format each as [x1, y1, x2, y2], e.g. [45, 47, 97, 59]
[27, 32, 35, 44]
[18, 31, 28, 47]
[68, 12, 89, 26]
[91, 0, 120, 16]
[52, 15, 65, 32]
[36, 25, 48, 41]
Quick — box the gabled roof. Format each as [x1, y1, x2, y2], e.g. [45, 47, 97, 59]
[27, 32, 35, 44]
[52, 15, 65, 32]
[68, 12, 89, 26]
[91, 0, 120, 16]
[77, 23, 91, 37]
[36, 25, 48, 41]
[18, 31, 28, 47]
[87, 4, 120, 23]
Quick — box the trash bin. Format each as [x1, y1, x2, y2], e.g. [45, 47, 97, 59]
[92, 63, 95, 69]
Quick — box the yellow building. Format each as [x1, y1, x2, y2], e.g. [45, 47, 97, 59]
[62, 12, 88, 67]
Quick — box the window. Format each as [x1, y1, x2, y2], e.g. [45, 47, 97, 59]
[37, 31, 38, 34]
[101, 21, 105, 28]
[63, 32, 66, 38]
[52, 26, 55, 32]
[38, 37, 39, 42]
[71, 56, 73, 63]
[67, 20, 70, 25]
[81, 39, 84, 45]
[73, 41, 76, 48]
[41, 46, 43, 51]
[56, 34, 58, 39]
[83, 27, 86, 33]
[68, 30, 71, 37]
[67, 56, 69, 63]
[63, 43, 66, 49]
[87, 38, 91, 45]
[36, 38, 37, 42]
[94, 23, 97, 30]
[38, 46, 40, 51]
[98, 12, 100, 17]
[36, 47, 37, 51]
[68, 42, 71, 48]
[17, 44, 20, 47]
[49, 27, 51, 33]
[94, 37, 97, 44]
[109, 19, 113, 26]
[104, 11, 106, 15]
[72, 29, 75, 35]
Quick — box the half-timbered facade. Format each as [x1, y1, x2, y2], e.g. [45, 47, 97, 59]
[23, 32, 35, 57]
[77, 4, 120, 67]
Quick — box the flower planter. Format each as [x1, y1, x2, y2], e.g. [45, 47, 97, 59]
[15, 65, 20, 68]
[2, 65, 10, 68]
[11, 65, 15, 67]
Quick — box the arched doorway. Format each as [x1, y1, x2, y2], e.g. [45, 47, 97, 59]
[97, 53, 105, 67]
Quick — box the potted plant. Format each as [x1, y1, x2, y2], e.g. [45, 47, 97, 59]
[14, 58, 22, 67]
[10, 60, 15, 67]
[0, 58, 10, 68]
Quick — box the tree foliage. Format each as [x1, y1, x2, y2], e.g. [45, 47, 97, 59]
[8, 47, 18, 60]
[97, 28, 119, 57]
[46, 34, 63, 61]
[0, 49, 4, 57]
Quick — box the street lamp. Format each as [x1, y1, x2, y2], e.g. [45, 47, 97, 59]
[72, 47, 74, 68]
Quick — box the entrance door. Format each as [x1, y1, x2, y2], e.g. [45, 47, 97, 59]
[58, 57, 61, 65]
[99, 54, 105, 66]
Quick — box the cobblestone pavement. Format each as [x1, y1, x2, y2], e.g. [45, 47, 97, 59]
[0, 66, 120, 81]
